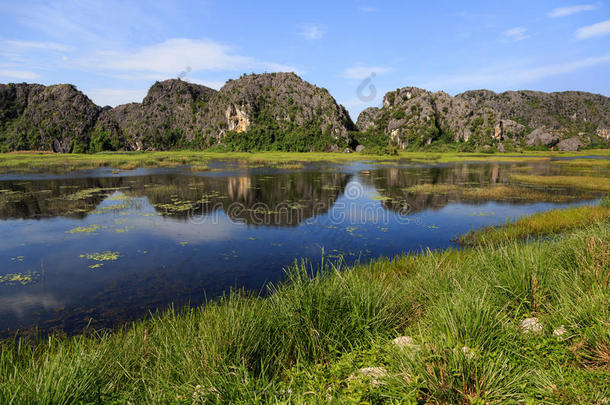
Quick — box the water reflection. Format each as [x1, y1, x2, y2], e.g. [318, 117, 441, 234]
[0, 160, 603, 336]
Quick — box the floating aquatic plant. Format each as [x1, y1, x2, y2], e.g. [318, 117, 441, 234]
[80, 251, 120, 262]
[0, 271, 40, 286]
[67, 224, 106, 234]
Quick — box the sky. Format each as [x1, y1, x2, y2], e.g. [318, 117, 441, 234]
[0, 0, 609, 119]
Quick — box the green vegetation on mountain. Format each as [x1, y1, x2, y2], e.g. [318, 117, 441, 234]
[357, 87, 610, 152]
[0, 74, 609, 153]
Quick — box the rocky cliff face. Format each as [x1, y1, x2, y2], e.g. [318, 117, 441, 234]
[0, 83, 101, 152]
[358, 87, 610, 151]
[201, 73, 355, 151]
[95, 79, 217, 150]
[1, 76, 608, 153]
[0, 73, 355, 152]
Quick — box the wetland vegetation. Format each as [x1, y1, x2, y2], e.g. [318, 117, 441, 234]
[0, 152, 608, 403]
[0, 207, 608, 403]
[1, 149, 609, 173]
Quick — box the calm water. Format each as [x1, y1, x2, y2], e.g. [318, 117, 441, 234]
[0, 159, 604, 336]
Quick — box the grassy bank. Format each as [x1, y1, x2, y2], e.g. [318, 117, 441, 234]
[1, 208, 609, 403]
[459, 197, 610, 245]
[0, 149, 609, 173]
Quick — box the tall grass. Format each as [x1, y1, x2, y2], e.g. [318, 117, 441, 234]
[0, 223, 609, 403]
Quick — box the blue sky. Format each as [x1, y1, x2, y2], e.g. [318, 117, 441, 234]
[0, 0, 609, 118]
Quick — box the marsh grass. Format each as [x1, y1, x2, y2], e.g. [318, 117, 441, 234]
[404, 183, 582, 202]
[1, 215, 609, 403]
[459, 197, 610, 246]
[510, 173, 610, 192]
[1, 150, 609, 173]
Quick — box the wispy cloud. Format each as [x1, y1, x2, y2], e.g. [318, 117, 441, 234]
[548, 3, 601, 17]
[299, 24, 326, 40]
[502, 27, 530, 42]
[419, 53, 610, 90]
[576, 19, 610, 38]
[80, 38, 297, 77]
[0, 69, 40, 80]
[343, 65, 393, 79]
[3, 40, 73, 52]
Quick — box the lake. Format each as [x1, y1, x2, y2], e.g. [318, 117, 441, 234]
[0, 158, 605, 336]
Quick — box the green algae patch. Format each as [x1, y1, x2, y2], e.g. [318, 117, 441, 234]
[67, 224, 106, 234]
[80, 251, 120, 262]
[0, 271, 40, 286]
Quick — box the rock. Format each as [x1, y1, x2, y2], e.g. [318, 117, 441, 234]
[355, 145, 366, 152]
[557, 136, 583, 151]
[359, 86, 610, 150]
[1, 73, 356, 152]
[97, 79, 217, 151]
[203, 73, 355, 150]
[597, 128, 610, 140]
[525, 127, 560, 147]
[343, 148, 352, 153]
[553, 325, 568, 338]
[3, 77, 609, 152]
[349, 367, 388, 385]
[391, 336, 420, 351]
[497, 142, 505, 153]
[461, 346, 475, 360]
[356, 107, 381, 131]
[520, 317, 543, 334]
[0, 83, 100, 152]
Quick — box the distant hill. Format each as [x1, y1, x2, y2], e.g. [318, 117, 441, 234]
[356, 87, 610, 152]
[1, 75, 608, 153]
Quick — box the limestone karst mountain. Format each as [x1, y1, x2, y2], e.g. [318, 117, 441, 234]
[1, 75, 608, 152]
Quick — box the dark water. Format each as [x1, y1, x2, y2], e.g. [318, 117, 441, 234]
[0, 159, 604, 336]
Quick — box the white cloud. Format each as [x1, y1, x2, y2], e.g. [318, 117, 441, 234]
[78, 38, 297, 78]
[419, 53, 610, 90]
[299, 24, 326, 40]
[3, 40, 73, 52]
[576, 19, 610, 38]
[548, 3, 601, 17]
[86, 88, 148, 107]
[343, 65, 393, 79]
[0, 69, 40, 80]
[502, 27, 530, 42]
